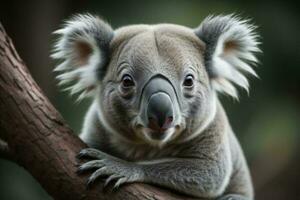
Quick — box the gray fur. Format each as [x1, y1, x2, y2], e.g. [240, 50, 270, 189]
[53, 14, 260, 199]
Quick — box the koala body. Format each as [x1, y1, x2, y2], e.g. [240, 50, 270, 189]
[52, 14, 260, 199]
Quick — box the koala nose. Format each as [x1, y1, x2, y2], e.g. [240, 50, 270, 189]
[147, 92, 174, 131]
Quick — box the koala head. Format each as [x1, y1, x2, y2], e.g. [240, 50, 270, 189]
[52, 14, 259, 147]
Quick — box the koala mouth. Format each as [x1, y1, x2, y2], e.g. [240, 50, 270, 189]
[142, 127, 177, 145]
[133, 116, 183, 146]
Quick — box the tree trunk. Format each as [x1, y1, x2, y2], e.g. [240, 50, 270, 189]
[0, 23, 199, 200]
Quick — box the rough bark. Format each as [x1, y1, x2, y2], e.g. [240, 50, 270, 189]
[0, 23, 200, 200]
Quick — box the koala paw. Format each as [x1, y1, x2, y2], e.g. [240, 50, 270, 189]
[77, 148, 143, 189]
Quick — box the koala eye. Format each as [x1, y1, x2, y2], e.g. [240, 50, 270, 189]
[121, 74, 135, 88]
[183, 74, 194, 87]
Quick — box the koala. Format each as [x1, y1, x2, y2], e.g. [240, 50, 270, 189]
[52, 14, 260, 200]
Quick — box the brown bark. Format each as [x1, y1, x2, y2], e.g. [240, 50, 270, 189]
[0, 23, 199, 200]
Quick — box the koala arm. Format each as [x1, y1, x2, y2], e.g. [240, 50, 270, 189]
[137, 155, 232, 198]
[77, 139, 232, 199]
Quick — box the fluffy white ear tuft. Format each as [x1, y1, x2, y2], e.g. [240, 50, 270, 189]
[51, 14, 113, 100]
[195, 14, 261, 99]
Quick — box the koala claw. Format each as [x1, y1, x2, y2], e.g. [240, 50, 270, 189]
[104, 174, 122, 186]
[77, 148, 107, 160]
[77, 148, 142, 189]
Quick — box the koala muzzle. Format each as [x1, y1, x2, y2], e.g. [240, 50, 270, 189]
[139, 75, 179, 132]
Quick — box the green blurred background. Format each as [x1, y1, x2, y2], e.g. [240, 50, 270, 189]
[0, 0, 299, 199]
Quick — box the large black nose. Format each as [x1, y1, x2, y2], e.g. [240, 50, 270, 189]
[147, 93, 174, 131]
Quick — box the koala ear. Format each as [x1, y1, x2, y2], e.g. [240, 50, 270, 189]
[195, 14, 260, 99]
[51, 14, 114, 100]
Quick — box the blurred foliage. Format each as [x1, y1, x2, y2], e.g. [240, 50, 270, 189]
[0, 0, 299, 199]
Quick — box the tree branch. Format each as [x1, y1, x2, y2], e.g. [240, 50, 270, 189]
[0, 22, 200, 200]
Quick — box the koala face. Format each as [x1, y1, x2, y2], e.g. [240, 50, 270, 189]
[98, 25, 215, 146]
[52, 14, 259, 147]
